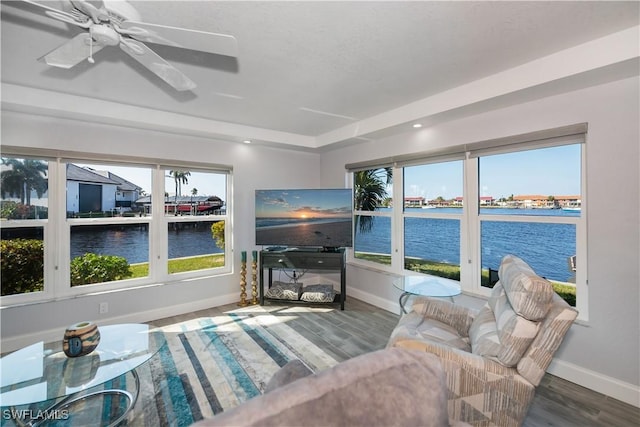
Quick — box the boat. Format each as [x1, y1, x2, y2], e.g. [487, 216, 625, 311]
[422, 205, 437, 209]
[562, 202, 581, 212]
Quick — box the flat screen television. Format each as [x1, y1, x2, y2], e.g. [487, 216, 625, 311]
[255, 188, 353, 250]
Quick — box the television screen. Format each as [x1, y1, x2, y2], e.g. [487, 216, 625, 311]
[255, 188, 353, 249]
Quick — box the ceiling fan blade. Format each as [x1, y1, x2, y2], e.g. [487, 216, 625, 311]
[15, 0, 91, 28]
[40, 32, 105, 68]
[69, 0, 109, 23]
[119, 21, 238, 57]
[119, 40, 196, 91]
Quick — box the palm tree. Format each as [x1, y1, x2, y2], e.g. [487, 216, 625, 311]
[169, 170, 190, 202]
[1, 158, 48, 205]
[354, 167, 392, 233]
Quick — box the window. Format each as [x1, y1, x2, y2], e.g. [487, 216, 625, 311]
[403, 161, 463, 280]
[348, 124, 586, 314]
[67, 163, 152, 286]
[0, 152, 231, 305]
[477, 145, 582, 303]
[164, 169, 227, 274]
[0, 157, 49, 297]
[353, 168, 393, 266]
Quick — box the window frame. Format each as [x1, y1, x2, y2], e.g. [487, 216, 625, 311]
[347, 124, 588, 320]
[0, 150, 232, 307]
[161, 166, 231, 279]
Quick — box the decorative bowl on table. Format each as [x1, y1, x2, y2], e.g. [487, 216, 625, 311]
[63, 321, 101, 357]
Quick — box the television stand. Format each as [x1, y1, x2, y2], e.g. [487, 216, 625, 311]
[259, 249, 346, 310]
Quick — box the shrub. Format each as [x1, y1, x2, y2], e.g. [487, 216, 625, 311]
[70, 253, 132, 286]
[211, 220, 225, 249]
[1, 239, 44, 295]
[0, 202, 47, 219]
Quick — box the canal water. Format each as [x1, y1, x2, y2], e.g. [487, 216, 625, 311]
[355, 208, 579, 282]
[69, 208, 578, 281]
[71, 221, 222, 264]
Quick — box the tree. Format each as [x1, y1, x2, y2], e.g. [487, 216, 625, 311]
[169, 170, 191, 201]
[1, 158, 48, 205]
[354, 167, 392, 233]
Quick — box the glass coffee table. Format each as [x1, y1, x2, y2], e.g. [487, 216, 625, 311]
[0, 323, 165, 426]
[393, 275, 461, 314]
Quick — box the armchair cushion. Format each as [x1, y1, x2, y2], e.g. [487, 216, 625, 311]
[499, 255, 554, 321]
[411, 296, 477, 338]
[388, 311, 471, 352]
[469, 283, 540, 367]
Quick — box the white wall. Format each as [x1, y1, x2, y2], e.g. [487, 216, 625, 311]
[320, 76, 640, 405]
[0, 112, 321, 348]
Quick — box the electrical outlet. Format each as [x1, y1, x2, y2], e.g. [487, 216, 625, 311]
[99, 302, 109, 314]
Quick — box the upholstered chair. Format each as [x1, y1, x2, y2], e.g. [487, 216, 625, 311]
[192, 347, 470, 426]
[387, 255, 578, 426]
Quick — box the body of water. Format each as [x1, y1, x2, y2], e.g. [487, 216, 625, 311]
[68, 208, 578, 281]
[71, 222, 222, 264]
[356, 208, 579, 282]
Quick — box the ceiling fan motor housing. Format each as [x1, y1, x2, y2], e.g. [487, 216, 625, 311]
[90, 25, 120, 46]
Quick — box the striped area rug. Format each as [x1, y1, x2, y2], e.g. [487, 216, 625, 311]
[126, 305, 339, 426]
[1, 305, 339, 427]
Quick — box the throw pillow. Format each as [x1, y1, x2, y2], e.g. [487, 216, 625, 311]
[264, 281, 302, 300]
[300, 284, 336, 303]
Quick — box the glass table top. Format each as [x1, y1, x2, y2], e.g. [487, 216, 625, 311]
[393, 275, 461, 298]
[0, 324, 166, 407]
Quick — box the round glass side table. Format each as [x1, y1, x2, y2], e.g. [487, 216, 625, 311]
[392, 275, 461, 314]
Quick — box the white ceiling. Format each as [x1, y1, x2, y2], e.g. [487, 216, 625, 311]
[1, 1, 639, 151]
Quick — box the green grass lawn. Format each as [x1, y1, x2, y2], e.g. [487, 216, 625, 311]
[355, 252, 576, 306]
[130, 254, 225, 278]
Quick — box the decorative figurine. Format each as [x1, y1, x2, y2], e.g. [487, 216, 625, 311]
[238, 251, 248, 306]
[251, 250, 259, 305]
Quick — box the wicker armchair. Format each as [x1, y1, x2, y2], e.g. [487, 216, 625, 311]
[387, 255, 578, 426]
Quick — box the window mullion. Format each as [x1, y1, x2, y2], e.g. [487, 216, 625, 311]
[393, 165, 403, 273]
[462, 156, 481, 293]
[151, 166, 168, 280]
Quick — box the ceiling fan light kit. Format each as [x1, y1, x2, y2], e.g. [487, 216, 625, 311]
[15, 0, 238, 92]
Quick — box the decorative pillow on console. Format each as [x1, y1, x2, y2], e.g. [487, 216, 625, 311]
[300, 284, 336, 302]
[265, 281, 303, 300]
[498, 254, 554, 321]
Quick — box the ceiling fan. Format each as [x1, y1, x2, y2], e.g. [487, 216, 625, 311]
[11, 0, 238, 91]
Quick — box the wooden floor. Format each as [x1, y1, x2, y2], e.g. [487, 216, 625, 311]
[175, 298, 639, 427]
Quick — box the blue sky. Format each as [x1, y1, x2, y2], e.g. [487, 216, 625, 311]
[255, 189, 352, 219]
[403, 144, 581, 200]
[76, 163, 226, 197]
[76, 144, 580, 203]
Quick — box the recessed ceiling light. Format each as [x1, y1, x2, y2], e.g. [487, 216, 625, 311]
[412, 123, 423, 128]
[243, 140, 252, 144]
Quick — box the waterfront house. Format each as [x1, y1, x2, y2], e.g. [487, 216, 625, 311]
[403, 196, 425, 208]
[66, 164, 143, 215]
[1, 1, 638, 422]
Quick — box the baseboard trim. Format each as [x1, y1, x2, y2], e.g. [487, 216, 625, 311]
[1, 293, 239, 353]
[347, 287, 399, 315]
[548, 358, 640, 407]
[351, 287, 640, 408]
